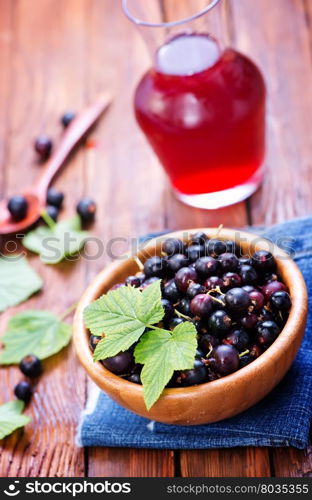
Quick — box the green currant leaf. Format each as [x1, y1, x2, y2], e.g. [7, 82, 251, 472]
[134, 321, 197, 410]
[0, 400, 31, 440]
[0, 255, 43, 312]
[85, 280, 164, 360]
[23, 215, 88, 264]
[0, 310, 72, 365]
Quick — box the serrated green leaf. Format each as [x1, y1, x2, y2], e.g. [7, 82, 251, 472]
[23, 216, 88, 264]
[0, 310, 72, 365]
[0, 255, 43, 312]
[0, 400, 31, 440]
[85, 280, 164, 360]
[134, 322, 197, 410]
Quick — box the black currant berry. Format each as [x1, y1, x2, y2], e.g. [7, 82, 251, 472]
[270, 291, 291, 312]
[256, 321, 280, 346]
[90, 335, 101, 351]
[204, 276, 224, 291]
[210, 345, 239, 375]
[180, 359, 207, 386]
[175, 267, 198, 292]
[218, 253, 239, 272]
[240, 265, 258, 285]
[163, 279, 181, 303]
[186, 244, 205, 262]
[46, 188, 64, 208]
[207, 310, 232, 337]
[262, 281, 286, 301]
[19, 355, 42, 378]
[162, 238, 186, 256]
[252, 250, 276, 272]
[167, 253, 188, 273]
[186, 283, 206, 299]
[205, 239, 226, 257]
[34, 135, 53, 160]
[46, 205, 59, 222]
[176, 297, 192, 317]
[61, 111, 76, 128]
[128, 373, 141, 384]
[125, 275, 142, 287]
[190, 294, 213, 318]
[7, 196, 28, 221]
[199, 334, 220, 354]
[14, 381, 33, 403]
[161, 298, 174, 322]
[144, 256, 167, 278]
[102, 352, 134, 375]
[195, 256, 219, 278]
[77, 198, 97, 224]
[191, 231, 208, 245]
[223, 328, 250, 351]
[169, 317, 186, 330]
[225, 288, 250, 314]
[222, 272, 242, 289]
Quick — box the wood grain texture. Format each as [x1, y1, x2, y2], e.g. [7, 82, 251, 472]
[180, 448, 271, 477]
[81, 0, 174, 477]
[0, 0, 88, 477]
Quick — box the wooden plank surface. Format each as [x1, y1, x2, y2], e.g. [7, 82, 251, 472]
[0, 0, 311, 478]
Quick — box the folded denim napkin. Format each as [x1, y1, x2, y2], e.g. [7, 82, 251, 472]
[77, 216, 312, 449]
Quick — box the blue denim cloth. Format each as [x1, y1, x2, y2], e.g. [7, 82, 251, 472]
[78, 216, 312, 449]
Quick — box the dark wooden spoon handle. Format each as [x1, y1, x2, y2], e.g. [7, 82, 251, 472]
[34, 92, 112, 198]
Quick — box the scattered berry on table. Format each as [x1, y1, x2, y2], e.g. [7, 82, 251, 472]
[46, 188, 64, 208]
[76, 198, 97, 224]
[61, 111, 76, 128]
[46, 205, 59, 222]
[7, 195, 28, 221]
[14, 381, 33, 403]
[34, 135, 53, 161]
[19, 355, 42, 378]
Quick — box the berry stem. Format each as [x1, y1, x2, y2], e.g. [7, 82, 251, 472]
[239, 349, 250, 358]
[133, 255, 144, 271]
[40, 209, 57, 229]
[59, 302, 79, 321]
[174, 309, 192, 321]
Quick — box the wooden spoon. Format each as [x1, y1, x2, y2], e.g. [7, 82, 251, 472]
[0, 92, 112, 235]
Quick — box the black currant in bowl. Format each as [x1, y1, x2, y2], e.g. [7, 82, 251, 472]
[75, 227, 307, 425]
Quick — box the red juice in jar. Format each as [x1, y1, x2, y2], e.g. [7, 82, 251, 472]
[134, 33, 266, 208]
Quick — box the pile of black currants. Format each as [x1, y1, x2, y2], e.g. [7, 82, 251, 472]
[89, 232, 292, 388]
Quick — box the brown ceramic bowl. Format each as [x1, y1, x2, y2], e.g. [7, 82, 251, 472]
[73, 228, 308, 425]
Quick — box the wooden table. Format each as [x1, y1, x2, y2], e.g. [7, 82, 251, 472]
[0, 0, 311, 477]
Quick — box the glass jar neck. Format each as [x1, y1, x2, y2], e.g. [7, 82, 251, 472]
[124, 0, 228, 63]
